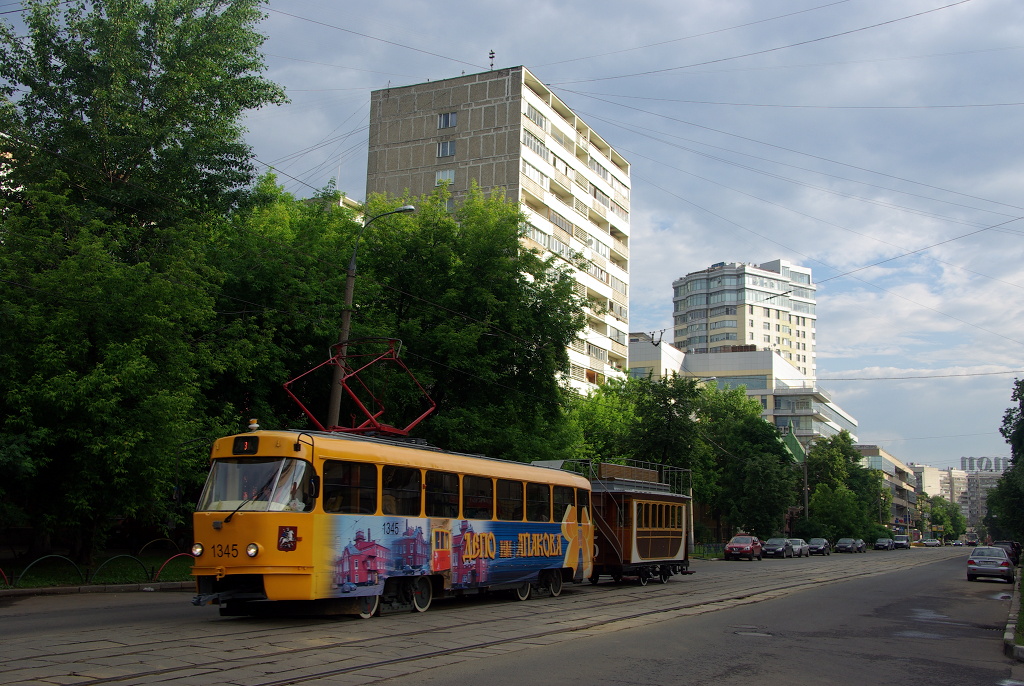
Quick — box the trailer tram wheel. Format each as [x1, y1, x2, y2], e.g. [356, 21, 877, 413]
[637, 572, 649, 586]
[514, 582, 532, 601]
[411, 577, 432, 613]
[545, 571, 563, 597]
[357, 594, 379, 619]
[658, 567, 671, 584]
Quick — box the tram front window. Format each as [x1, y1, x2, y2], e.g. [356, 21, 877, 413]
[197, 458, 315, 513]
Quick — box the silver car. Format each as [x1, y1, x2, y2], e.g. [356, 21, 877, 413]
[967, 546, 1014, 583]
[788, 538, 810, 557]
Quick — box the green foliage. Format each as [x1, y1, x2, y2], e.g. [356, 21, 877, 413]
[0, 0, 287, 225]
[809, 484, 864, 541]
[568, 374, 795, 538]
[0, 0, 284, 562]
[985, 380, 1024, 540]
[342, 186, 587, 460]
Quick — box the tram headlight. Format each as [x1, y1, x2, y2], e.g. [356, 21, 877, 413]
[191, 543, 204, 557]
[246, 543, 260, 558]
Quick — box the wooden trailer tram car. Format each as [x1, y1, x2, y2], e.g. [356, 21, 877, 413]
[542, 461, 691, 585]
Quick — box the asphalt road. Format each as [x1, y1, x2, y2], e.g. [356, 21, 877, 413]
[0, 547, 1019, 685]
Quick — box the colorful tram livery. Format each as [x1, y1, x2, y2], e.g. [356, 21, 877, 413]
[191, 430, 596, 617]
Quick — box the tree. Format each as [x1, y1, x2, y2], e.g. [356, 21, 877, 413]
[0, 0, 287, 226]
[0, 0, 284, 561]
[985, 379, 1024, 540]
[809, 484, 864, 542]
[351, 186, 588, 460]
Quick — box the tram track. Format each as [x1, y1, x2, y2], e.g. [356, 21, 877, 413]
[12, 551, 960, 686]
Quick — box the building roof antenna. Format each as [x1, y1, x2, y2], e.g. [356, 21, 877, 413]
[489, 50, 495, 70]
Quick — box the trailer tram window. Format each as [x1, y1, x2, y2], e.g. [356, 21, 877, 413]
[553, 486, 574, 521]
[497, 479, 524, 521]
[526, 483, 551, 522]
[425, 470, 459, 518]
[577, 489, 590, 523]
[382, 465, 421, 516]
[463, 475, 493, 519]
[321, 460, 377, 514]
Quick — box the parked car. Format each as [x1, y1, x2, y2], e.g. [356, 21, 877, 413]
[967, 546, 1015, 583]
[893, 535, 910, 549]
[992, 540, 1020, 565]
[808, 538, 831, 555]
[923, 539, 942, 547]
[724, 535, 762, 561]
[788, 538, 810, 557]
[763, 538, 794, 558]
[854, 538, 867, 552]
[835, 537, 859, 553]
[874, 537, 895, 550]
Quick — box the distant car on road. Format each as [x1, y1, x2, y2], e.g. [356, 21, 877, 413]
[724, 535, 763, 561]
[874, 538, 895, 550]
[923, 539, 942, 547]
[763, 538, 794, 558]
[788, 538, 810, 557]
[893, 535, 910, 549]
[808, 538, 831, 556]
[967, 546, 1015, 583]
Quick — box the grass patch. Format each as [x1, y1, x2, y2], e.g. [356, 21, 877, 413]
[1, 550, 194, 588]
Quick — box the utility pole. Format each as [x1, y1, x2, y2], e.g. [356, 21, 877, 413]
[326, 205, 415, 429]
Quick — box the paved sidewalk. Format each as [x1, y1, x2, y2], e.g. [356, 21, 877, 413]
[0, 580, 192, 597]
[1004, 569, 1023, 659]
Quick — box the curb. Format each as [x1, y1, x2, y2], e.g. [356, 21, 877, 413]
[0, 581, 193, 598]
[1004, 569, 1022, 659]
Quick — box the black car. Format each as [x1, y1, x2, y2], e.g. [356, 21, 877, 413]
[874, 537, 894, 550]
[808, 538, 831, 555]
[762, 538, 794, 558]
[835, 537, 860, 553]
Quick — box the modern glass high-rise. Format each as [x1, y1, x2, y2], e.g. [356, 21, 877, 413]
[366, 66, 630, 391]
[671, 259, 816, 377]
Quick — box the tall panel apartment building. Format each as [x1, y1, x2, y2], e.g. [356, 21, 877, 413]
[671, 259, 816, 376]
[366, 67, 631, 391]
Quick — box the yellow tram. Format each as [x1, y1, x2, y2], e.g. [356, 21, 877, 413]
[191, 428, 594, 616]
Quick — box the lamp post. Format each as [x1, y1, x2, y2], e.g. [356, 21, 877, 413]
[326, 204, 415, 429]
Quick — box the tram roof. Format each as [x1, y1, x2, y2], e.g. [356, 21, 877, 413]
[211, 429, 591, 487]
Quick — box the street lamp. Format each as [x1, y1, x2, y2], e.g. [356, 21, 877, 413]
[326, 204, 415, 429]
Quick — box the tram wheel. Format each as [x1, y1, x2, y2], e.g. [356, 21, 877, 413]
[411, 577, 432, 613]
[637, 572, 649, 587]
[357, 594, 379, 619]
[658, 568, 671, 584]
[589, 573, 600, 585]
[546, 571, 563, 597]
[514, 582, 532, 601]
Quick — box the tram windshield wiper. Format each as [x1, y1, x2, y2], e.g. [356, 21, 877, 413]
[224, 471, 278, 523]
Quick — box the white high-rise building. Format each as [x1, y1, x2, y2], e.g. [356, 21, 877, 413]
[366, 67, 630, 391]
[671, 259, 816, 376]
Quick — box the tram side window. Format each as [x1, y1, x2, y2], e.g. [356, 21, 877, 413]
[526, 483, 551, 522]
[577, 489, 590, 524]
[425, 470, 460, 518]
[553, 485, 574, 522]
[382, 465, 421, 516]
[497, 479, 524, 521]
[463, 475, 493, 519]
[322, 460, 377, 514]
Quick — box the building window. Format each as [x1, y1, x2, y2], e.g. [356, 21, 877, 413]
[438, 112, 457, 129]
[526, 103, 548, 131]
[437, 140, 456, 157]
[435, 169, 455, 186]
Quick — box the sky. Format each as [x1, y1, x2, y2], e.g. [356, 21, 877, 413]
[239, 0, 1024, 470]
